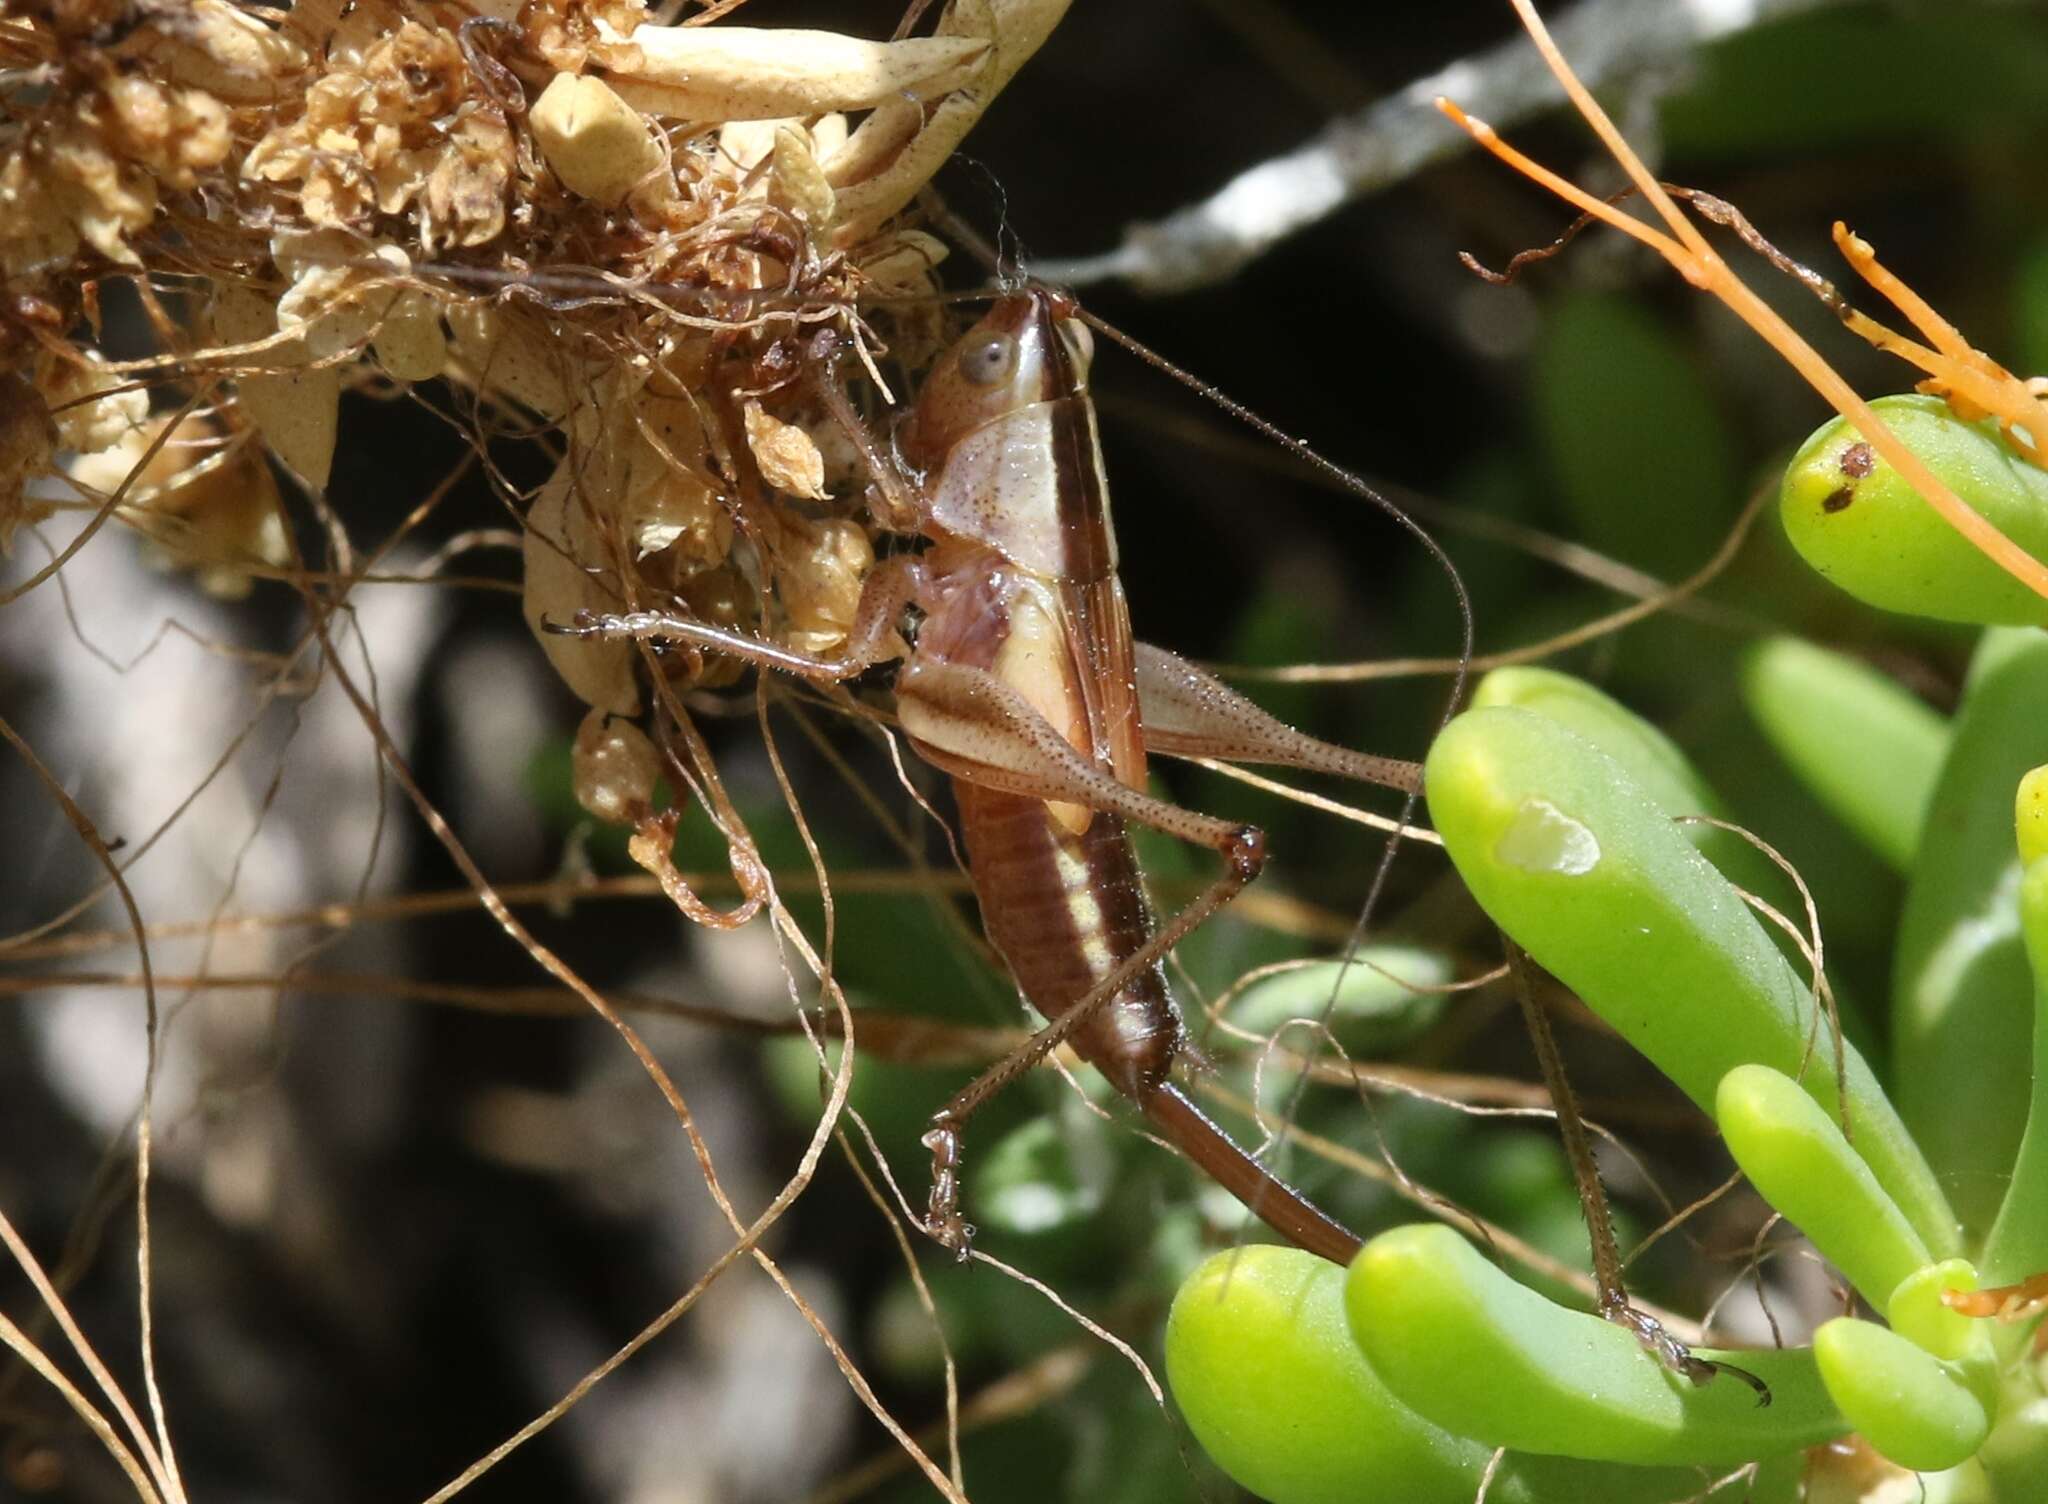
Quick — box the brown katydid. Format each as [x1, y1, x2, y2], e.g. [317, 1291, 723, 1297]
[555, 285, 1428, 1267]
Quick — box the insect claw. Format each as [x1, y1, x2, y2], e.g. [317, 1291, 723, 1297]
[1599, 1293, 1768, 1401]
[538, 608, 604, 639]
[924, 1214, 975, 1261]
[921, 1120, 974, 1257]
[1702, 1359, 1774, 1408]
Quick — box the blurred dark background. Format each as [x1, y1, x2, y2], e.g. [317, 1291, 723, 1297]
[4, 1, 2048, 1500]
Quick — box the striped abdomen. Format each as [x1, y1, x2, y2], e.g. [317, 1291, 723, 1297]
[951, 778, 1180, 1097]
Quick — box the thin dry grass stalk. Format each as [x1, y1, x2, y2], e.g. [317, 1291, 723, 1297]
[0, 0, 1073, 1494]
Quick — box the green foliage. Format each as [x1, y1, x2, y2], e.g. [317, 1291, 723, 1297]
[1741, 636, 1951, 872]
[1348, 1224, 1840, 1467]
[1893, 630, 2048, 1235]
[1780, 397, 2048, 627]
[1715, 1063, 1932, 1313]
[1532, 294, 1736, 580]
[1172, 638, 2048, 1498]
[1165, 1246, 1743, 1504]
[1812, 1318, 1990, 1473]
[1424, 704, 1955, 1252]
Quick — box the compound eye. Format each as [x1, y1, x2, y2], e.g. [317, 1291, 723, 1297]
[957, 333, 1018, 387]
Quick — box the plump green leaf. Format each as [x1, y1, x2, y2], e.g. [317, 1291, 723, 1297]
[1894, 629, 2048, 1236]
[1345, 1224, 1841, 1466]
[1887, 1260, 1989, 1365]
[1425, 705, 1957, 1256]
[1814, 1317, 1990, 1473]
[1166, 1246, 1751, 1503]
[1716, 1064, 1930, 1314]
[1982, 855, 2048, 1283]
[1741, 636, 1949, 872]
[1779, 397, 2048, 627]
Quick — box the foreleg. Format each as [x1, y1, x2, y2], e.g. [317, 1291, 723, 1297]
[546, 554, 924, 683]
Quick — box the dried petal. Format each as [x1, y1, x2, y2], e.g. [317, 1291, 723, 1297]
[777, 516, 872, 654]
[67, 412, 288, 598]
[209, 284, 342, 488]
[445, 303, 580, 420]
[523, 461, 641, 715]
[828, 0, 1071, 243]
[371, 290, 448, 383]
[39, 351, 148, 455]
[744, 399, 827, 500]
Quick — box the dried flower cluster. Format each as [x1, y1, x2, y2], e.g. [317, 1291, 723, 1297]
[0, 0, 1068, 700]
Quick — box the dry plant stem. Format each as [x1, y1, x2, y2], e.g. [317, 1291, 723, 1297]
[0, 870, 1355, 966]
[0, 1205, 174, 1503]
[1441, 0, 2048, 603]
[830, 1125, 967, 1492]
[1187, 758, 1443, 843]
[805, 1345, 1094, 1504]
[0, 714, 187, 1504]
[1039, 0, 1848, 292]
[0, 1310, 162, 1504]
[0, 966, 1709, 1116]
[297, 598, 970, 1501]
[0, 972, 1033, 1067]
[1234, 474, 1770, 683]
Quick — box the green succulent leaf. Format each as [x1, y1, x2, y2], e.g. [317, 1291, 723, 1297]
[1779, 396, 2048, 627]
[1425, 705, 1957, 1256]
[1894, 628, 2048, 1236]
[1981, 853, 2048, 1283]
[1813, 1317, 1990, 1473]
[1715, 1063, 1931, 1315]
[1165, 1245, 1753, 1504]
[1740, 636, 1950, 872]
[1345, 1224, 1841, 1467]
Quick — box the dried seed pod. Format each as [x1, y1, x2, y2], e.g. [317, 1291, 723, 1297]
[769, 125, 835, 235]
[572, 708, 660, 825]
[600, 25, 985, 122]
[113, 0, 307, 103]
[530, 73, 665, 208]
[243, 18, 513, 248]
